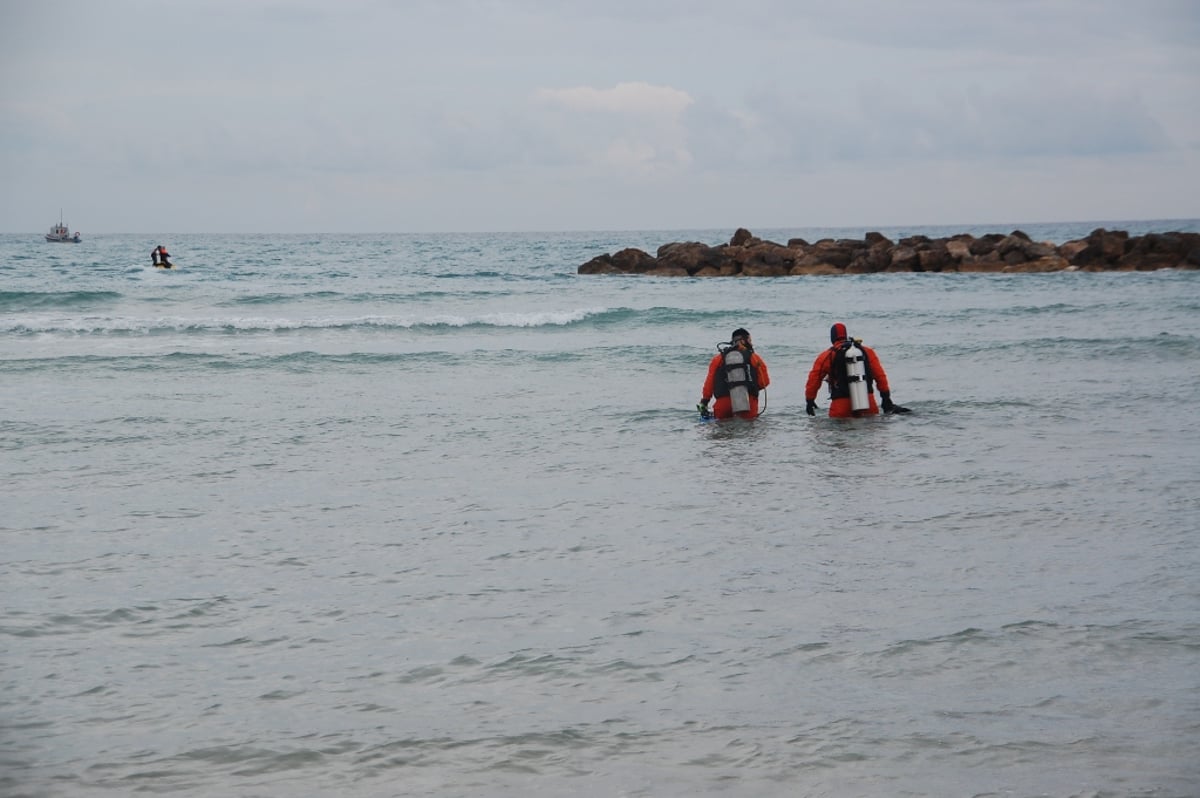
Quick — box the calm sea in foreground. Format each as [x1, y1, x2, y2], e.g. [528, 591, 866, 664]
[2, 220, 1199, 797]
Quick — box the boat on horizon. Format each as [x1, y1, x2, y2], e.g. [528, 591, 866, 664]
[45, 211, 81, 243]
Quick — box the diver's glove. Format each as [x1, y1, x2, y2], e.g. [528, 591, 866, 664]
[880, 392, 910, 414]
[697, 401, 712, 420]
[805, 399, 817, 416]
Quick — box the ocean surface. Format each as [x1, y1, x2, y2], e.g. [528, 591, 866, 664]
[3, 220, 1199, 798]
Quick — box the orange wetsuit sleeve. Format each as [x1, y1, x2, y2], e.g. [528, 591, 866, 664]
[752, 353, 770, 389]
[865, 346, 890, 394]
[701, 353, 722, 402]
[805, 349, 832, 401]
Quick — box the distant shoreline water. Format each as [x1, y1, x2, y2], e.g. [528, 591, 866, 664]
[3, 226, 1199, 797]
[11, 216, 1200, 241]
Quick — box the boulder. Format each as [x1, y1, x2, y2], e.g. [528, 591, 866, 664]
[790, 261, 845, 276]
[969, 234, 1005, 256]
[656, 241, 721, 275]
[847, 243, 891, 273]
[611, 247, 658, 274]
[578, 254, 621, 275]
[1058, 240, 1089, 262]
[996, 234, 1029, 258]
[1118, 233, 1183, 270]
[1187, 245, 1200, 268]
[945, 237, 973, 262]
[742, 259, 790, 277]
[917, 243, 954, 272]
[888, 246, 919, 272]
[645, 265, 691, 277]
[1005, 256, 1070, 273]
[730, 228, 755, 247]
[577, 227, 1199, 275]
[805, 239, 855, 269]
[1083, 228, 1131, 265]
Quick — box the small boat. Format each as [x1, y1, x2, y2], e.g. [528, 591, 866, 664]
[45, 211, 81, 243]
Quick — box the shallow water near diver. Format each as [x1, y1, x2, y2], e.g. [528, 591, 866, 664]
[2, 225, 1198, 796]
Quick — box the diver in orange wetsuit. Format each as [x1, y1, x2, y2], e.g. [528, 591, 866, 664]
[700, 328, 770, 420]
[805, 322, 909, 418]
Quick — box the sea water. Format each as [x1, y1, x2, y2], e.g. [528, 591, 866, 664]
[2, 222, 1199, 797]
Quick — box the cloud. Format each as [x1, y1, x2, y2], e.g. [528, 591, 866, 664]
[1, 0, 1197, 231]
[674, 70, 1178, 179]
[531, 82, 696, 175]
[534, 82, 694, 116]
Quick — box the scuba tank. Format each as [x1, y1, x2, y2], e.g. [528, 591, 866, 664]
[723, 347, 752, 414]
[843, 340, 870, 412]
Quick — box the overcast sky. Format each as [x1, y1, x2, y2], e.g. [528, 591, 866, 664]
[2, 0, 1198, 233]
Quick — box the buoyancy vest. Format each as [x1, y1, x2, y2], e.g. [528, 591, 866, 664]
[827, 340, 874, 399]
[714, 345, 759, 399]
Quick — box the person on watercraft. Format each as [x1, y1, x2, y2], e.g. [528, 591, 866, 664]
[150, 246, 159, 266]
[700, 328, 770, 420]
[805, 322, 909, 418]
[155, 245, 171, 267]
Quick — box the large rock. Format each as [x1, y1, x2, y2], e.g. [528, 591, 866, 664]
[1066, 228, 1130, 267]
[969, 234, 1006, 256]
[656, 241, 720, 275]
[577, 254, 621, 274]
[1004, 256, 1071, 273]
[611, 247, 658, 274]
[1117, 232, 1200, 271]
[888, 245, 919, 272]
[945, 236, 974, 263]
[916, 242, 954, 273]
[847, 241, 892, 273]
[730, 228, 755, 247]
[645, 264, 691, 277]
[805, 239, 856, 269]
[741, 240, 795, 276]
[578, 227, 1199, 275]
[790, 261, 845, 276]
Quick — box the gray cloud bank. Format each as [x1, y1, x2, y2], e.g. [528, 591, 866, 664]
[2, 0, 1197, 232]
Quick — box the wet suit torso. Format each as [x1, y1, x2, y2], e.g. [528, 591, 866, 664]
[703, 346, 771, 419]
[805, 341, 890, 418]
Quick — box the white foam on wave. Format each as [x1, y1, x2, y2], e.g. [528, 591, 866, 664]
[1, 307, 613, 334]
[419, 307, 607, 328]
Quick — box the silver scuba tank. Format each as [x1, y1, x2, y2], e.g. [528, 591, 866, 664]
[844, 341, 870, 412]
[724, 349, 751, 413]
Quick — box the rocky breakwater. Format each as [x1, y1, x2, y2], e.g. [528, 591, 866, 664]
[577, 227, 1200, 276]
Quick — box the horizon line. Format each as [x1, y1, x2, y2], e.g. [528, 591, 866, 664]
[10, 216, 1200, 237]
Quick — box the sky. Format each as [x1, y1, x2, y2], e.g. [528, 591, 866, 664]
[2, 0, 1199, 233]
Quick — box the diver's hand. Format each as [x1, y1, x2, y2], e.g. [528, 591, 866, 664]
[805, 399, 817, 416]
